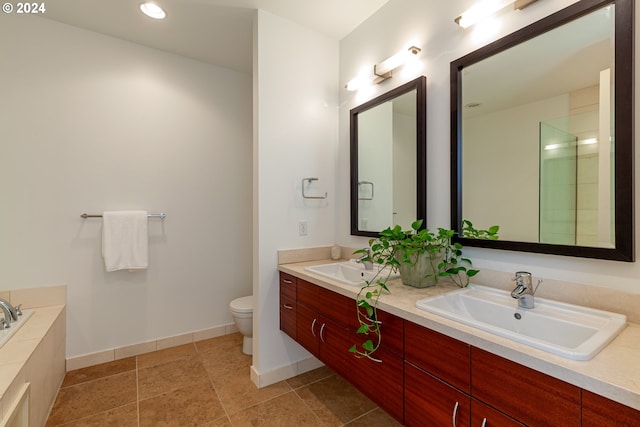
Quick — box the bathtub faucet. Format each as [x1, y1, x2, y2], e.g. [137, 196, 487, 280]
[0, 298, 19, 326]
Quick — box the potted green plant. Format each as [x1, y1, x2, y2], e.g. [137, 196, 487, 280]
[349, 219, 498, 359]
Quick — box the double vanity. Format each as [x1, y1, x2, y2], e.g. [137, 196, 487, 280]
[279, 251, 640, 426]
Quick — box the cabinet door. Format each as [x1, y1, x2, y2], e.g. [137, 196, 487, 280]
[297, 279, 352, 325]
[405, 361, 471, 427]
[471, 399, 525, 427]
[405, 321, 471, 393]
[345, 347, 404, 424]
[582, 390, 640, 427]
[296, 304, 319, 356]
[348, 305, 404, 357]
[471, 348, 580, 427]
[317, 316, 353, 378]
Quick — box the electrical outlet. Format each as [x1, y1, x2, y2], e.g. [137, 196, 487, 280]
[298, 221, 308, 236]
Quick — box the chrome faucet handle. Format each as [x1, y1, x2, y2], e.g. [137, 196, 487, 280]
[532, 279, 543, 295]
[14, 304, 22, 316]
[0, 319, 9, 329]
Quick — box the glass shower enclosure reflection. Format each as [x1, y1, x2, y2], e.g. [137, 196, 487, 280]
[539, 111, 614, 248]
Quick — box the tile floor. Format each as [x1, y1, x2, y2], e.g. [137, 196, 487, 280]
[45, 333, 402, 426]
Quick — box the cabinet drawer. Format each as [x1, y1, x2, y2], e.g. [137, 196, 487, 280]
[279, 295, 296, 339]
[471, 348, 580, 427]
[404, 321, 471, 393]
[405, 361, 471, 427]
[582, 390, 640, 427]
[279, 273, 297, 300]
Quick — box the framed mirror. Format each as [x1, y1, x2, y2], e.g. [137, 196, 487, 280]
[351, 76, 427, 237]
[451, 0, 634, 261]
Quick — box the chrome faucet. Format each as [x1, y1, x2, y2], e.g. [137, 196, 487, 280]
[510, 271, 542, 309]
[0, 298, 18, 326]
[356, 248, 374, 270]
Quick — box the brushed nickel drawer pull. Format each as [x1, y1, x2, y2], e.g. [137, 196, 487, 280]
[452, 401, 459, 427]
[366, 354, 383, 363]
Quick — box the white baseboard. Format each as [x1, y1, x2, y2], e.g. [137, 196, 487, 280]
[66, 323, 238, 371]
[250, 357, 324, 388]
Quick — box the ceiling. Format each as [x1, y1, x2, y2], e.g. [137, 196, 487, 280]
[39, 0, 391, 74]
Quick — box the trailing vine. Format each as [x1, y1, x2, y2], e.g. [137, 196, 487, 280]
[349, 219, 499, 359]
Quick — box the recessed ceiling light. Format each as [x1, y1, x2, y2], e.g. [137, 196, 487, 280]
[140, 2, 166, 20]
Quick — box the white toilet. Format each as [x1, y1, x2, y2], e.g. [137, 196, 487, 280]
[229, 296, 253, 355]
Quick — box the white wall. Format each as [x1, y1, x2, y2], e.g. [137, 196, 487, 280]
[358, 102, 394, 231]
[463, 94, 569, 242]
[0, 16, 253, 358]
[338, 0, 640, 294]
[253, 10, 338, 378]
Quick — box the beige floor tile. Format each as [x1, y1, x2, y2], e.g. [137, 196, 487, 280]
[295, 375, 377, 427]
[136, 343, 197, 369]
[228, 392, 324, 427]
[199, 416, 234, 427]
[61, 357, 136, 388]
[138, 355, 210, 400]
[54, 403, 138, 427]
[197, 334, 252, 381]
[139, 382, 226, 427]
[47, 331, 396, 427]
[286, 366, 334, 389]
[345, 407, 403, 426]
[214, 368, 292, 415]
[46, 371, 137, 426]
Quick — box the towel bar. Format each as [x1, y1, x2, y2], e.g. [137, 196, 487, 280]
[81, 213, 166, 219]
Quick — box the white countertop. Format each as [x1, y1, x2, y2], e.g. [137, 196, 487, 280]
[279, 259, 640, 411]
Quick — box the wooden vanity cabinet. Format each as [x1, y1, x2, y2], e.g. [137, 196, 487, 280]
[295, 279, 353, 374]
[280, 274, 639, 427]
[405, 361, 471, 427]
[471, 399, 525, 427]
[404, 321, 470, 392]
[404, 321, 471, 427]
[472, 348, 581, 427]
[344, 299, 404, 421]
[582, 390, 640, 427]
[280, 273, 404, 423]
[279, 273, 297, 339]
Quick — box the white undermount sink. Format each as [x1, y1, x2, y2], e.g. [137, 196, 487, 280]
[305, 261, 398, 286]
[416, 284, 627, 360]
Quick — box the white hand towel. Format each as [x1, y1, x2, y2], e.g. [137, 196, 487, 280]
[102, 210, 149, 272]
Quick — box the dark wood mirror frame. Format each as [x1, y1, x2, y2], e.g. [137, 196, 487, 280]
[351, 76, 427, 237]
[451, 0, 634, 261]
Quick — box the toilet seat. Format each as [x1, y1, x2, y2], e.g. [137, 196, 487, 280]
[230, 296, 253, 314]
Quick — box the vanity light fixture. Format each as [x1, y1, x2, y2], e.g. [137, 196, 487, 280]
[345, 46, 421, 91]
[455, 0, 539, 28]
[140, 2, 166, 19]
